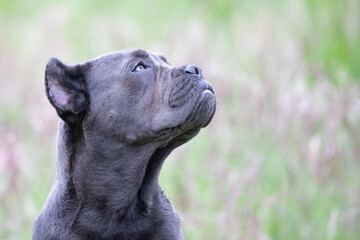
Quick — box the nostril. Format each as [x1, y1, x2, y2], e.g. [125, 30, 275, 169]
[194, 68, 199, 75]
[185, 65, 201, 76]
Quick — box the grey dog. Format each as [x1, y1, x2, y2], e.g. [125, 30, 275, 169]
[33, 49, 216, 240]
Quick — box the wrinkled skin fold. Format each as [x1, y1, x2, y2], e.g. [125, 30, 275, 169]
[33, 49, 216, 240]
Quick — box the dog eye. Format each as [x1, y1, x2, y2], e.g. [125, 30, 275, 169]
[133, 63, 147, 72]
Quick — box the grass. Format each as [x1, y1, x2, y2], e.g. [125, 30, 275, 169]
[0, 0, 359, 239]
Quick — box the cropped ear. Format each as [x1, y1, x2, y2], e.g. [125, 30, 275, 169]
[45, 58, 89, 125]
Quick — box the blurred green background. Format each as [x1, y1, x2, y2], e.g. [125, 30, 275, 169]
[1, 0, 359, 239]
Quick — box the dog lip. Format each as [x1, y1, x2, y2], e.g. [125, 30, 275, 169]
[202, 81, 215, 95]
[203, 89, 212, 94]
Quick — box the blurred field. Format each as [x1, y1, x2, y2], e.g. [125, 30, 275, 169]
[1, 0, 359, 239]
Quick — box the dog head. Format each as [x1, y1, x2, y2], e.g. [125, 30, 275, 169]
[45, 49, 216, 147]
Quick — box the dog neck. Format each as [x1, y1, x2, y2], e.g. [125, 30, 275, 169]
[54, 120, 174, 234]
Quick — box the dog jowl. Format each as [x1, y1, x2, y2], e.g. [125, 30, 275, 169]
[33, 49, 216, 240]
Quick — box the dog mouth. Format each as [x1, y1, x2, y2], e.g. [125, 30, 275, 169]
[195, 83, 216, 126]
[203, 83, 215, 95]
[154, 80, 216, 145]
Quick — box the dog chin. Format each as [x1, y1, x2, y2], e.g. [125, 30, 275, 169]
[166, 99, 215, 147]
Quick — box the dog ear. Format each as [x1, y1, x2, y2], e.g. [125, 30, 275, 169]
[45, 58, 89, 125]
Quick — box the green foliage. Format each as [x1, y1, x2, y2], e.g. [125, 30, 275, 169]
[303, 0, 360, 82]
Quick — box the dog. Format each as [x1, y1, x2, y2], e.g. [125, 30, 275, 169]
[33, 49, 216, 240]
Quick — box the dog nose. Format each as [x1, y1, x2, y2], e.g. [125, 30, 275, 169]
[185, 65, 202, 77]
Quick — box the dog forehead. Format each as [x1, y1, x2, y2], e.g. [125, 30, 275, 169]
[89, 49, 167, 66]
[127, 49, 169, 66]
[84, 49, 171, 88]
